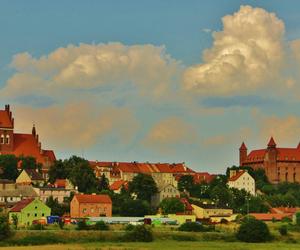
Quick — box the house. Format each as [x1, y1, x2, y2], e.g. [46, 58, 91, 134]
[9, 198, 51, 226]
[37, 186, 77, 204]
[249, 213, 293, 221]
[192, 204, 233, 221]
[53, 179, 74, 189]
[70, 194, 112, 218]
[16, 169, 44, 187]
[0, 180, 38, 210]
[239, 138, 300, 183]
[227, 170, 255, 195]
[270, 207, 300, 214]
[109, 180, 128, 194]
[0, 105, 56, 178]
[151, 183, 180, 207]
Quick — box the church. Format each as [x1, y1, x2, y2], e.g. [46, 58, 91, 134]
[239, 137, 300, 184]
[0, 104, 56, 177]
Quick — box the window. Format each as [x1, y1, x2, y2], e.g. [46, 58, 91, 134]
[5, 135, 9, 144]
[27, 213, 30, 217]
[34, 213, 37, 217]
[42, 213, 44, 216]
[0, 135, 4, 144]
[83, 208, 87, 213]
[35, 206, 37, 209]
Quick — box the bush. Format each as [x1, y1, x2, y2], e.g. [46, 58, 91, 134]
[0, 214, 11, 240]
[236, 217, 271, 242]
[282, 217, 292, 223]
[279, 225, 288, 236]
[124, 224, 135, 231]
[123, 225, 153, 242]
[76, 220, 88, 230]
[178, 222, 206, 232]
[29, 223, 44, 230]
[94, 221, 109, 231]
[58, 219, 65, 229]
[296, 212, 300, 226]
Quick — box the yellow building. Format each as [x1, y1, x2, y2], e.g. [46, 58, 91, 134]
[16, 169, 44, 187]
[192, 204, 234, 222]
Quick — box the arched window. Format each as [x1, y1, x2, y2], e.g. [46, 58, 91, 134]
[0, 134, 4, 144]
[5, 135, 9, 144]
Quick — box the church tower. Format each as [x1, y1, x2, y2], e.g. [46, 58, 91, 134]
[0, 105, 14, 152]
[265, 137, 278, 183]
[239, 142, 247, 166]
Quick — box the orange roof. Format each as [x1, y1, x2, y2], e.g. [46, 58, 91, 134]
[228, 170, 246, 182]
[10, 198, 34, 212]
[43, 150, 56, 162]
[54, 179, 67, 188]
[270, 207, 299, 214]
[0, 110, 13, 128]
[110, 180, 128, 191]
[194, 172, 216, 184]
[250, 213, 293, 221]
[74, 194, 112, 204]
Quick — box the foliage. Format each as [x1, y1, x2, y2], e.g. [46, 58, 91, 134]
[0, 214, 11, 240]
[48, 160, 68, 183]
[29, 223, 44, 230]
[178, 175, 194, 192]
[19, 156, 42, 171]
[178, 222, 209, 232]
[236, 217, 271, 242]
[120, 199, 151, 217]
[94, 221, 109, 231]
[46, 196, 67, 217]
[0, 154, 18, 180]
[98, 174, 109, 192]
[279, 225, 288, 236]
[128, 173, 158, 202]
[11, 214, 18, 229]
[160, 198, 184, 214]
[76, 220, 88, 230]
[296, 212, 300, 226]
[124, 224, 135, 231]
[58, 219, 65, 229]
[123, 225, 153, 242]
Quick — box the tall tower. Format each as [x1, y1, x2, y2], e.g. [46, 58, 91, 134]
[265, 137, 278, 183]
[0, 104, 14, 152]
[239, 142, 247, 166]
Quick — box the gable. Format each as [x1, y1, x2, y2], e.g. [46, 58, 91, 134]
[16, 170, 32, 183]
[22, 199, 51, 213]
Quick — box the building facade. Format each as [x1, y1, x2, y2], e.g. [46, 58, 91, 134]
[239, 137, 300, 184]
[227, 170, 255, 195]
[151, 183, 180, 207]
[0, 105, 56, 177]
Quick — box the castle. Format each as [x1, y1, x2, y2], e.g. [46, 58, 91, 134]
[0, 105, 56, 177]
[239, 137, 300, 184]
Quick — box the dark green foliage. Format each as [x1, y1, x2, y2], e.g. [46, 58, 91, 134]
[11, 214, 18, 229]
[123, 225, 153, 242]
[58, 219, 65, 229]
[236, 217, 271, 242]
[160, 198, 185, 214]
[128, 174, 158, 202]
[178, 222, 209, 232]
[76, 220, 88, 230]
[120, 199, 151, 217]
[46, 196, 67, 217]
[296, 212, 300, 226]
[210, 185, 232, 207]
[178, 175, 194, 192]
[279, 225, 288, 236]
[0, 214, 11, 240]
[124, 224, 135, 231]
[29, 223, 44, 230]
[98, 174, 109, 192]
[19, 156, 42, 171]
[48, 160, 68, 183]
[94, 221, 109, 231]
[0, 155, 18, 180]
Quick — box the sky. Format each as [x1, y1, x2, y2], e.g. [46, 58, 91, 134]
[1, 1, 300, 173]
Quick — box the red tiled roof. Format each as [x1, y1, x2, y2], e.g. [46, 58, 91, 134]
[10, 198, 34, 212]
[43, 150, 56, 162]
[74, 194, 112, 204]
[55, 179, 66, 188]
[110, 180, 128, 191]
[180, 198, 194, 211]
[25, 169, 44, 180]
[0, 110, 13, 128]
[193, 172, 216, 184]
[268, 137, 276, 147]
[228, 171, 246, 182]
[270, 207, 300, 214]
[250, 213, 293, 221]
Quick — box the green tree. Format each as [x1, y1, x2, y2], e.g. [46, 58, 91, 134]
[19, 156, 42, 171]
[46, 196, 67, 216]
[160, 198, 184, 214]
[98, 174, 109, 192]
[11, 214, 18, 229]
[210, 185, 232, 207]
[236, 217, 271, 242]
[120, 199, 151, 217]
[0, 154, 18, 180]
[178, 175, 194, 192]
[66, 156, 98, 193]
[128, 174, 158, 202]
[0, 214, 11, 240]
[48, 160, 68, 184]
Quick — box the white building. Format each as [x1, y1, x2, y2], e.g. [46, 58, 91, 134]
[227, 170, 255, 196]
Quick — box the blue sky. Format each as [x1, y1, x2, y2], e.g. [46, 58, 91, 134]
[1, 1, 300, 173]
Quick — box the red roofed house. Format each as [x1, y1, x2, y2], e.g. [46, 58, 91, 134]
[0, 105, 56, 178]
[70, 194, 112, 218]
[227, 170, 255, 195]
[240, 138, 300, 183]
[109, 180, 128, 194]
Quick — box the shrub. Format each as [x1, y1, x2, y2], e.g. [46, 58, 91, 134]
[124, 224, 135, 231]
[29, 223, 44, 230]
[0, 214, 11, 240]
[296, 212, 300, 226]
[58, 219, 65, 229]
[236, 217, 271, 242]
[178, 222, 206, 232]
[279, 225, 288, 236]
[94, 221, 109, 231]
[123, 225, 153, 242]
[76, 220, 88, 230]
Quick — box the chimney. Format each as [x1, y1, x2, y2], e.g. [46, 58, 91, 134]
[229, 170, 237, 178]
[5, 104, 9, 112]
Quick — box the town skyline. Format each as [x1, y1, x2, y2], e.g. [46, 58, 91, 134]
[1, 1, 300, 173]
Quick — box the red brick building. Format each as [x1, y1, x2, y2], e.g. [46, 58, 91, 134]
[70, 194, 112, 218]
[239, 137, 300, 183]
[0, 105, 56, 176]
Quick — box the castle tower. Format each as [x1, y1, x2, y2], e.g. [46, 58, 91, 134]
[265, 137, 278, 183]
[0, 104, 14, 152]
[239, 142, 247, 166]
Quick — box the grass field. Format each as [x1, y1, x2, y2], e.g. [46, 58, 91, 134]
[1, 241, 300, 250]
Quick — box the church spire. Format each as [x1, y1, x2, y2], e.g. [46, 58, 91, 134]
[267, 137, 276, 148]
[32, 124, 36, 136]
